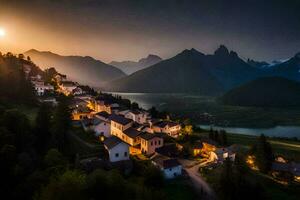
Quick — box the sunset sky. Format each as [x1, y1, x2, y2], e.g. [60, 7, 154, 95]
[0, 0, 300, 63]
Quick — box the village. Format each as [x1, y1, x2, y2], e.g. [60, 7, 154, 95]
[25, 64, 300, 197]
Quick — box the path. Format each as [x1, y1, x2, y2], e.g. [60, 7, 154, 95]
[180, 159, 216, 200]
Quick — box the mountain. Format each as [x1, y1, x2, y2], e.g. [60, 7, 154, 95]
[247, 59, 269, 69]
[105, 45, 264, 95]
[110, 54, 162, 74]
[220, 77, 300, 107]
[24, 49, 126, 87]
[266, 52, 300, 81]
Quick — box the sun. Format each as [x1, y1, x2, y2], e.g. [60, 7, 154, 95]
[0, 28, 6, 37]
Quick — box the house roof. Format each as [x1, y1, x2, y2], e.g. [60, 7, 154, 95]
[140, 132, 160, 140]
[130, 110, 142, 115]
[151, 154, 181, 169]
[96, 111, 110, 119]
[155, 143, 180, 157]
[123, 128, 142, 138]
[103, 136, 127, 150]
[153, 121, 179, 128]
[109, 114, 132, 125]
[82, 117, 103, 126]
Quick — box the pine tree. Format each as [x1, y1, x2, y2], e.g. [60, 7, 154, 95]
[51, 98, 71, 152]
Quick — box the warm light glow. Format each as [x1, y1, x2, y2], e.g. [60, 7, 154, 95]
[0, 28, 6, 37]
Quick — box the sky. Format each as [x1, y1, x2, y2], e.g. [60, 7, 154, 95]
[0, 0, 300, 63]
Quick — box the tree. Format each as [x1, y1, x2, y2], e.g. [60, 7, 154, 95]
[51, 98, 71, 152]
[253, 134, 273, 173]
[27, 56, 31, 61]
[37, 170, 86, 200]
[149, 106, 158, 118]
[131, 102, 139, 110]
[35, 104, 52, 155]
[220, 130, 228, 146]
[44, 149, 67, 171]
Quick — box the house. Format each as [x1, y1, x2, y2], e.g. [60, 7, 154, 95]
[103, 136, 130, 162]
[95, 111, 111, 122]
[32, 81, 54, 96]
[151, 154, 182, 179]
[151, 121, 181, 138]
[81, 117, 111, 137]
[211, 147, 236, 162]
[72, 106, 93, 120]
[110, 114, 133, 138]
[192, 139, 217, 158]
[95, 99, 119, 114]
[121, 110, 150, 124]
[140, 133, 163, 155]
[122, 128, 142, 146]
[59, 81, 77, 95]
[272, 162, 300, 182]
[72, 86, 86, 96]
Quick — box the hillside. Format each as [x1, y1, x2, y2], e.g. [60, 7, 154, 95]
[220, 77, 300, 107]
[105, 45, 264, 95]
[110, 54, 162, 74]
[267, 52, 300, 81]
[24, 49, 126, 87]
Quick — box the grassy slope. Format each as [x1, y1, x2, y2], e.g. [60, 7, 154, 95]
[202, 164, 300, 200]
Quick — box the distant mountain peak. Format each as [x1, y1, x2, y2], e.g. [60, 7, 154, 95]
[179, 48, 204, 57]
[214, 45, 229, 57]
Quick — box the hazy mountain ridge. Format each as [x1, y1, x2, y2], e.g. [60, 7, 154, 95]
[24, 49, 126, 87]
[265, 52, 300, 81]
[220, 77, 300, 107]
[110, 54, 162, 74]
[105, 45, 264, 95]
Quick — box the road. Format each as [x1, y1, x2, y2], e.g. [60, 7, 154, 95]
[180, 159, 216, 200]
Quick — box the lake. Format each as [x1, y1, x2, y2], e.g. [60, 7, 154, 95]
[106, 92, 300, 138]
[199, 125, 300, 139]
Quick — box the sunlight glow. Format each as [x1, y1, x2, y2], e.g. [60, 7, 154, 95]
[0, 28, 6, 37]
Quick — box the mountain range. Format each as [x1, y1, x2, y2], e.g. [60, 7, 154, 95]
[110, 54, 162, 74]
[24, 46, 300, 96]
[105, 45, 264, 95]
[24, 49, 126, 87]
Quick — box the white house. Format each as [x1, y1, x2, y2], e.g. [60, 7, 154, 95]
[72, 87, 85, 96]
[121, 110, 150, 124]
[103, 136, 130, 162]
[151, 154, 182, 179]
[210, 147, 236, 163]
[151, 121, 181, 138]
[81, 117, 111, 137]
[32, 81, 54, 96]
[140, 133, 163, 155]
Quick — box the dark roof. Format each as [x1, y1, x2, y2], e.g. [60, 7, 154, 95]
[140, 133, 160, 140]
[123, 128, 142, 138]
[96, 111, 110, 119]
[163, 159, 181, 169]
[155, 143, 180, 157]
[103, 136, 126, 149]
[153, 121, 179, 128]
[82, 118, 103, 126]
[151, 154, 181, 169]
[109, 114, 132, 125]
[130, 110, 141, 115]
